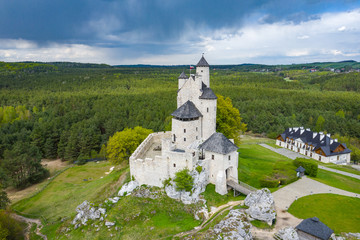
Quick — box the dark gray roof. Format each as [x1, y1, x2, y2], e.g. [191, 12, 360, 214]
[171, 100, 202, 119]
[278, 127, 351, 156]
[178, 71, 188, 79]
[200, 132, 238, 155]
[196, 56, 209, 67]
[296, 217, 333, 240]
[296, 166, 306, 173]
[200, 87, 217, 99]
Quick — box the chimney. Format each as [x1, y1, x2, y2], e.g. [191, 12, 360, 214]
[326, 133, 331, 138]
[306, 128, 311, 131]
[330, 139, 334, 144]
[335, 139, 338, 142]
[300, 126, 304, 130]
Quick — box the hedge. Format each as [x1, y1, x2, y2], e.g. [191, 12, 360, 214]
[259, 177, 279, 188]
[293, 158, 318, 177]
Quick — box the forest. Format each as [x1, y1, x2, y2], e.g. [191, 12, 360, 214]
[0, 61, 360, 189]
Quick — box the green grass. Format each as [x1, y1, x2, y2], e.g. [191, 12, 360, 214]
[29, 223, 43, 240]
[312, 169, 360, 194]
[202, 184, 245, 208]
[238, 144, 297, 190]
[321, 164, 360, 176]
[288, 194, 360, 233]
[240, 135, 274, 145]
[251, 220, 273, 229]
[12, 161, 128, 222]
[59, 189, 202, 240]
[266, 142, 282, 149]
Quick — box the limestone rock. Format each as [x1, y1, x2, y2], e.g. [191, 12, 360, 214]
[105, 221, 115, 227]
[212, 209, 252, 240]
[276, 227, 299, 240]
[245, 188, 276, 225]
[194, 204, 209, 220]
[133, 187, 160, 199]
[72, 201, 106, 226]
[165, 166, 208, 205]
[118, 180, 139, 197]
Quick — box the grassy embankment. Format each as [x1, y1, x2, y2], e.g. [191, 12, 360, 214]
[237, 143, 297, 191]
[311, 169, 360, 194]
[288, 194, 360, 233]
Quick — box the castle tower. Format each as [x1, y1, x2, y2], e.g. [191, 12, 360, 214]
[196, 55, 210, 87]
[178, 71, 188, 89]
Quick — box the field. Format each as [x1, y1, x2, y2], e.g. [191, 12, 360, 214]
[288, 194, 360, 233]
[12, 161, 128, 222]
[237, 144, 297, 190]
[311, 169, 360, 194]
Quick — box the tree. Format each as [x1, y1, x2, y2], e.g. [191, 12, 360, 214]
[2, 142, 49, 188]
[0, 184, 9, 210]
[174, 169, 193, 192]
[106, 126, 153, 164]
[216, 95, 247, 144]
[335, 110, 345, 118]
[315, 115, 325, 132]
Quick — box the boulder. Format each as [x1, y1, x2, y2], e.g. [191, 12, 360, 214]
[118, 180, 139, 197]
[245, 188, 276, 225]
[72, 201, 106, 226]
[165, 166, 208, 205]
[105, 221, 115, 227]
[212, 209, 252, 240]
[276, 227, 299, 240]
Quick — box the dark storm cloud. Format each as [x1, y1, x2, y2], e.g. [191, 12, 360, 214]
[2, 0, 358, 45]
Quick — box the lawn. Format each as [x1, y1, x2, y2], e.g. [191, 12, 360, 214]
[321, 164, 360, 176]
[12, 161, 128, 222]
[238, 144, 297, 190]
[312, 169, 360, 194]
[55, 187, 202, 240]
[288, 194, 360, 233]
[202, 184, 245, 208]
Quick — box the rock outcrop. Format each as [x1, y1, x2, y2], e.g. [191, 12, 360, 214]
[212, 209, 252, 240]
[165, 167, 207, 204]
[276, 227, 299, 240]
[244, 188, 276, 225]
[118, 180, 139, 197]
[72, 201, 106, 227]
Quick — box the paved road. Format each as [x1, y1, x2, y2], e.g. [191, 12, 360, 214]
[318, 165, 360, 180]
[259, 143, 309, 160]
[273, 176, 360, 211]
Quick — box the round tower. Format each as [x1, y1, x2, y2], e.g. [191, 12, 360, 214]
[196, 55, 210, 87]
[178, 71, 188, 89]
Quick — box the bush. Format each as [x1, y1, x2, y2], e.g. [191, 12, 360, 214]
[195, 166, 202, 174]
[293, 158, 318, 177]
[0, 210, 24, 240]
[259, 177, 279, 188]
[174, 169, 193, 192]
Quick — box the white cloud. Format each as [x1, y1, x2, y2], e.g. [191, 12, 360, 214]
[338, 26, 346, 31]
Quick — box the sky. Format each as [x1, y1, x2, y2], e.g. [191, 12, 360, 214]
[1, 0, 360, 65]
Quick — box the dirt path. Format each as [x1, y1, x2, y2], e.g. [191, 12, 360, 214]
[11, 213, 47, 240]
[174, 200, 243, 238]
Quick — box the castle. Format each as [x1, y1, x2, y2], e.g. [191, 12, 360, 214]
[129, 55, 239, 195]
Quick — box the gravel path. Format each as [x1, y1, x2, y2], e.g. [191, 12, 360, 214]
[318, 165, 360, 180]
[259, 143, 309, 160]
[11, 214, 47, 240]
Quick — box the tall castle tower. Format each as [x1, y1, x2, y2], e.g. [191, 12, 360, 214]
[171, 55, 217, 149]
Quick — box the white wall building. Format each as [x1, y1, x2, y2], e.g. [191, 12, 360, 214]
[130, 55, 239, 195]
[276, 127, 351, 164]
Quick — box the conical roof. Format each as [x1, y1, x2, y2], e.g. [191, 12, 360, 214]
[178, 71, 188, 79]
[171, 100, 202, 119]
[196, 55, 209, 67]
[200, 132, 238, 154]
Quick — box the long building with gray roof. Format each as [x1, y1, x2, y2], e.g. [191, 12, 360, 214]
[276, 127, 351, 164]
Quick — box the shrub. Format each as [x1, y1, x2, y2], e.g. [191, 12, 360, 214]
[162, 178, 172, 187]
[293, 158, 318, 177]
[0, 210, 24, 240]
[259, 177, 279, 188]
[174, 169, 193, 192]
[195, 165, 202, 174]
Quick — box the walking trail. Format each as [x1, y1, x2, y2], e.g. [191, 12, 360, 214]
[11, 213, 47, 240]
